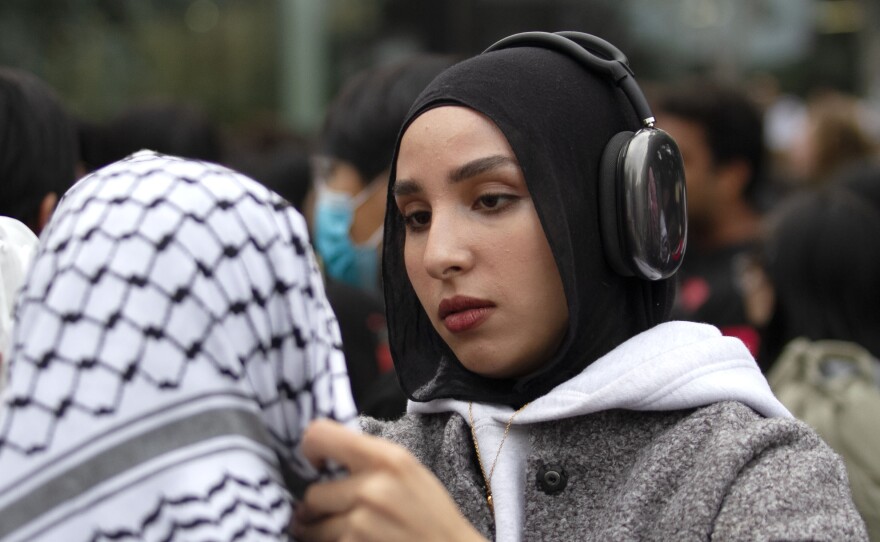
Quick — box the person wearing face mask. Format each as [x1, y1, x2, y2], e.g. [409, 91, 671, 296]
[310, 55, 456, 419]
[312, 166, 387, 296]
[311, 54, 456, 299]
[294, 32, 868, 541]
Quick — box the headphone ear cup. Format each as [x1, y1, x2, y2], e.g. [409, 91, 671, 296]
[599, 131, 635, 277]
[600, 128, 688, 280]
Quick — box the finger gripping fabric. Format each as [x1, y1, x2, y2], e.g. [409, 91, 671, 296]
[0, 151, 357, 542]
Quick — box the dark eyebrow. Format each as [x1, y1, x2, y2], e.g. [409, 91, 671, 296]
[449, 155, 518, 183]
[392, 179, 422, 198]
[393, 154, 519, 199]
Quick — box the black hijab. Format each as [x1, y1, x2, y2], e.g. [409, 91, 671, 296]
[383, 45, 675, 406]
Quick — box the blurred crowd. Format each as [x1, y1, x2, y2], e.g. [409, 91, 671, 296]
[1, 52, 880, 537]
[0, 56, 457, 422]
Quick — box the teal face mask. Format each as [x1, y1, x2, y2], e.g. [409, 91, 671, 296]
[313, 185, 383, 296]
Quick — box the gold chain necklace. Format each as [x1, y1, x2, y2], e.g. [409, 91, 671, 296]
[468, 401, 530, 513]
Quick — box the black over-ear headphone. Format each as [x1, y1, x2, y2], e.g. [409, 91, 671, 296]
[483, 31, 687, 280]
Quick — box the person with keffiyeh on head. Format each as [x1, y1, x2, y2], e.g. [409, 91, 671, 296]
[294, 32, 868, 541]
[0, 151, 358, 541]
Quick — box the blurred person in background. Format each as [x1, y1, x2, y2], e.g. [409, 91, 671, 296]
[310, 54, 455, 299]
[0, 67, 81, 389]
[835, 161, 880, 210]
[0, 67, 81, 235]
[741, 183, 880, 540]
[308, 54, 455, 420]
[785, 90, 879, 188]
[79, 99, 223, 173]
[654, 78, 768, 356]
[225, 117, 314, 212]
[751, 181, 880, 367]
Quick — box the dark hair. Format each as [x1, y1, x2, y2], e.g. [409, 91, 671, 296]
[656, 78, 766, 206]
[0, 67, 79, 232]
[226, 120, 313, 211]
[761, 187, 880, 361]
[833, 160, 880, 212]
[801, 91, 877, 184]
[318, 54, 456, 184]
[82, 100, 222, 171]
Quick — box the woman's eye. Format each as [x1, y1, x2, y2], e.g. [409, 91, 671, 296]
[476, 193, 517, 212]
[403, 210, 431, 231]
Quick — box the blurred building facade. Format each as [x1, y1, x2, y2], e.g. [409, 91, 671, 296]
[0, 0, 877, 136]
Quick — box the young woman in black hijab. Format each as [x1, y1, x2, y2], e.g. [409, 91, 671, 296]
[296, 33, 867, 541]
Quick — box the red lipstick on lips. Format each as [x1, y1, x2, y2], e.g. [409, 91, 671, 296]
[438, 296, 496, 333]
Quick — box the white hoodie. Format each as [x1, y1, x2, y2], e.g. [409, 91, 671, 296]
[0, 217, 39, 391]
[408, 321, 790, 542]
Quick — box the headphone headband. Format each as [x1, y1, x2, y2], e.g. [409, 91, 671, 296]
[483, 31, 655, 127]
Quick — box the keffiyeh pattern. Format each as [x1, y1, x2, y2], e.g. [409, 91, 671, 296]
[0, 151, 357, 541]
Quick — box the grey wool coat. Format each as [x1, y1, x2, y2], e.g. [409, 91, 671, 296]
[363, 401, 868, 541]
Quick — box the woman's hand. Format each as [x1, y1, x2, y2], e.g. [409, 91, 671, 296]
[293, 419, 487, 542]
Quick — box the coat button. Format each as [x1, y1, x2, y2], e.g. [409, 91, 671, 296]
[537, 463, 568, 495]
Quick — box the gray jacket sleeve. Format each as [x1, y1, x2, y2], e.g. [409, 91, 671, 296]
[710, 416, 868, 541]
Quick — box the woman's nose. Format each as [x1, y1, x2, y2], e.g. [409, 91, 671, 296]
[422, 211, 473, 280]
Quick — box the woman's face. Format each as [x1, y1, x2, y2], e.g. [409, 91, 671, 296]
[394, 106, 568, 379]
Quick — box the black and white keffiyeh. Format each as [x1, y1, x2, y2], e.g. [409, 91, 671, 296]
[0, 151, 357, 541]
